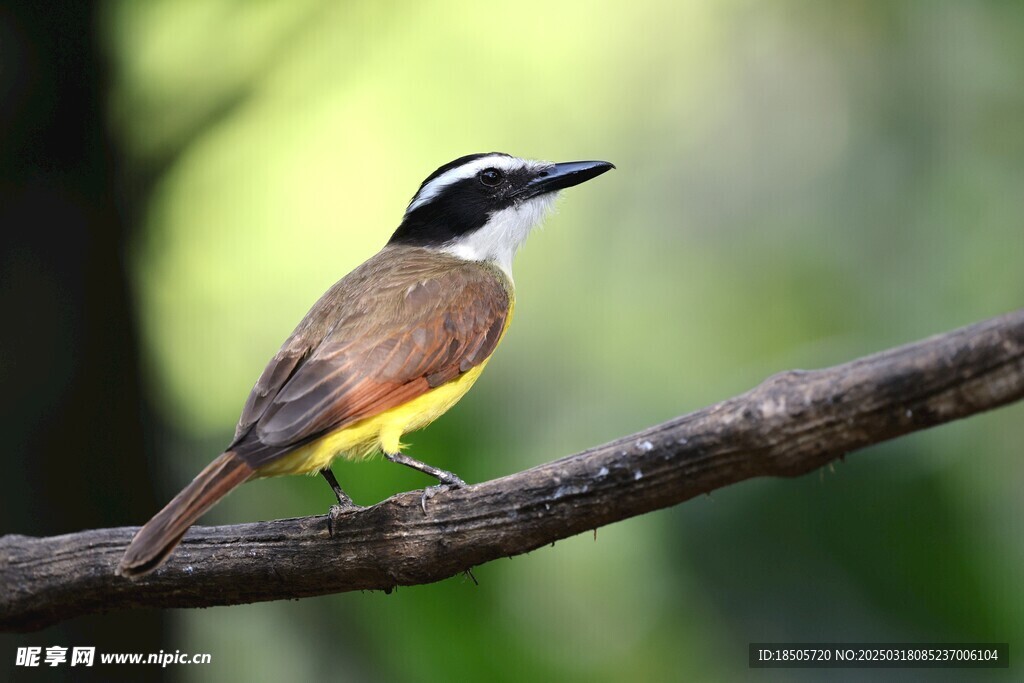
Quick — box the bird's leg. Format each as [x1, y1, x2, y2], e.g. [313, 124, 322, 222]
[383, 452, 466, 486]
[321, 467, 356, 506]
[383, 451, 466, 513]
[321, 467, 362, 535]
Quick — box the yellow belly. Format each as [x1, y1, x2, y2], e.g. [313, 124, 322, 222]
[254, 299, 514, 479]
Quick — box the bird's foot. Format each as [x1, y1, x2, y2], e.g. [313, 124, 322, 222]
[437, 469, 466, 488]
[383, 451, 467, 513]
[420, 472, 465, 514]
[327, 500, 364, 536]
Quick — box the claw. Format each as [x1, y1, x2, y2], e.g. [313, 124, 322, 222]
[419, 477, 465, 514]
[421, 484, 449, 514]
[327, 501, 362, 536]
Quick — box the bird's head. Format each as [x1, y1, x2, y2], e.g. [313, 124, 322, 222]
[388, 153, 614, 275]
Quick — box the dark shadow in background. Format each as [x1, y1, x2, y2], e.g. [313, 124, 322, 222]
[0, 2, 167, 680]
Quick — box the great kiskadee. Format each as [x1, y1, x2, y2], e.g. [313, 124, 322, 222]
[119, 152, 614, 577]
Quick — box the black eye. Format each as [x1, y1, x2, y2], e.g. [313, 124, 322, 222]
[478, 168, 503, 187]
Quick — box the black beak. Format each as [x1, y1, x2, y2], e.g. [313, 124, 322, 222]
[520, 160, 615, 199]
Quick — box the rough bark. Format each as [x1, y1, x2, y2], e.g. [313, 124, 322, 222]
[3, 308, 1023, 632]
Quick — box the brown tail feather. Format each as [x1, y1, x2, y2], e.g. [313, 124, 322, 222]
[118, 451, 253, 578]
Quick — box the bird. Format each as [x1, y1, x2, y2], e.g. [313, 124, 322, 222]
[118, 152, 614, 577]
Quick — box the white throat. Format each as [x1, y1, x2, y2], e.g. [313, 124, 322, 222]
[440, 194, 557, 277]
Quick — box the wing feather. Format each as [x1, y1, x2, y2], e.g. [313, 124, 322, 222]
[230, 247, 510, 466]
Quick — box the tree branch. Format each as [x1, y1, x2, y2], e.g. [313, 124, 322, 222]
[3, 308, 1024, 632]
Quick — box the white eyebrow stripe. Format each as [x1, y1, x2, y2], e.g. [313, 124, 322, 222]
[406, 155, 546, 214]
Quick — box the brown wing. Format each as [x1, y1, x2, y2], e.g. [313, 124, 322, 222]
[230, 246, 510, 467]
[232, 340, 309, 443]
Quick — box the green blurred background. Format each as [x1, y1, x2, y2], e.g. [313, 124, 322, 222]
[2, 0, 1022, 680]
